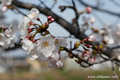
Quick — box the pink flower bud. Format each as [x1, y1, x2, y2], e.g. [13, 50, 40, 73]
[56, 60, 63, 68]
[47, 16, 52, 21]
[86, 6, 92, 13]
[49, 18, 55, 23]
[28, 28, 34, 33]
[91, 57, 96, 63]
[1, 5, 8, 12]
[32, 39, 37, 43]
[84, 44, 92, 48]
[25, 34, 32, 39]
[115, 32, 120, 37]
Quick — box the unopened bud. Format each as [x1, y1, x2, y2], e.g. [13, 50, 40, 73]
[59, 6, 66, 12]
[32, 39, 37, 43]
[28, 28, 34, 33]
[25, 34, 32, 39]
[68, 53, 74, 58]
[86, 6, 92, 13]
[74, 41, 81, 49]
[84, 44, 92, 48]
[47, 16, 52, 21]
[49, 18, 55, 23]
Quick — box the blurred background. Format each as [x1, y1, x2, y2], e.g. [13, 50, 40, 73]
[0, 0, 120, 80]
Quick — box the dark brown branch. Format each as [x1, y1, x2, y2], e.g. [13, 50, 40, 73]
[112, 45, 120, 49]
[72, 0, 80, 33]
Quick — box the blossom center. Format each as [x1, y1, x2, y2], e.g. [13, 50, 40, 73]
[33, 13, 36, 17]
[43, 41, 49, 47]
[55, 39, 59, 44]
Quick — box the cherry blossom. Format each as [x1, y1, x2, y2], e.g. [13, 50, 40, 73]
[27, 8, 39, 20]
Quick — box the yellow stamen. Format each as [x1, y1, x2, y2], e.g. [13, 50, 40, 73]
[43, 41, 49, 47]
[55, 39, 59, 44]
[33, 13, 36, 17]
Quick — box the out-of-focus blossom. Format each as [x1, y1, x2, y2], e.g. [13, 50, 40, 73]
[82, 16, 89, 23]
[90, 17, 95, 24]
[0, 0, 12, 5]
[118, 55, 120, 61]
[115, 31, 120, 37]
[88, 35, 96, 42]
[0, 21, 18, 48]
[86, 6, 92, 13]
[1, 5, 7, 12]
[104, 35, 114, 44]
[99, 30, 106, 35]
[56, 60, 63, 68]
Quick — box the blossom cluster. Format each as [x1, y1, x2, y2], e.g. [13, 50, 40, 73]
[0, 21, 18, 48]
[19, 8, 68, 68]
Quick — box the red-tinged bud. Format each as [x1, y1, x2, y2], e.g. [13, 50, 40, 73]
[80, 41, 84, 44]
[83, 38, 88, 42]
[86, 6, 92, 13]
[28, 28, 34, 33]
[68, 53, 74, 58]
[3, 28, 8, 31]
[45, 22, 49, 27]
[91, 57, 96, 63]
[29, 22, 36, 26]
[47, 16, 52, 21]
[32, 39, 37, 43]
[49, 18, 55, 23]
[102, 40, 107, 45]
[82, 51, 86, 58]
[84, 44, 92, 48]
[25, 34, 32, 39]
[88, 57, 91, 61]
[59, 6, 66, 12]
[37, 18, 40, 21]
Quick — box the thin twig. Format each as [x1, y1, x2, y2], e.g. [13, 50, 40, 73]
[72, 0, 80, 33]
[111, 61, 119, 80]
[13, 6, 26, 16]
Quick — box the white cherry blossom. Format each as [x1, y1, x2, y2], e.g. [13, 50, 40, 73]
[27, 8, 39, 20]
[88, 35, 96, 42]
[37, 34, 55, 57]
[54, 38, 68, 51]
[21, 38, 33, 51]
[18, 16, 30, 39]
